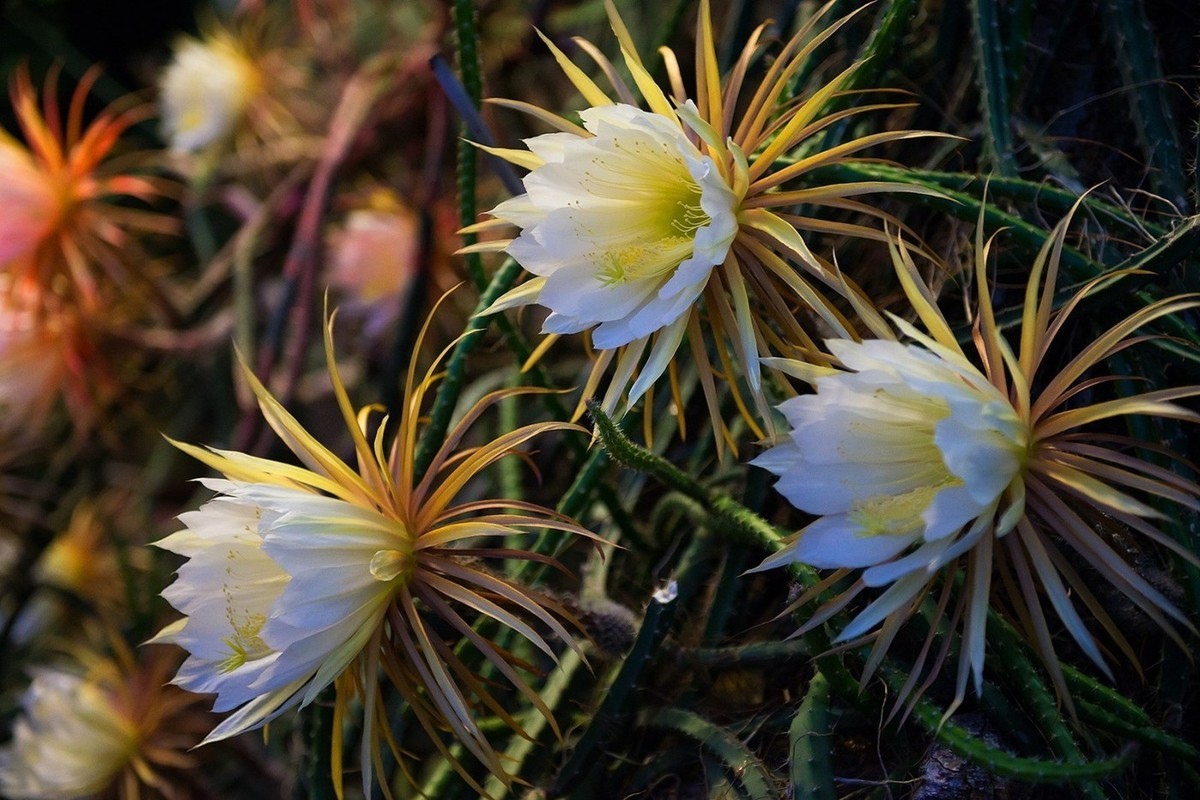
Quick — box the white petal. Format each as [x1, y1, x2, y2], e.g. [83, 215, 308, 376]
[920, 483, 989, 541]
[861, 537, 953, 587]
[935, 406, 1023, 504]
[790, 515, 919, 569]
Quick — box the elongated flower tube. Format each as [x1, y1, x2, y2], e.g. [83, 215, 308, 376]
[466, 0, 945, 450]
[2, 67, 175, 312]
[154, 311, 595, 796]
[754, 205, 1200, 713]
[0, 643, 204, 800]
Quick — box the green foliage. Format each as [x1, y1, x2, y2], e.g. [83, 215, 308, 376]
[789, 671, 835, 800]
[2, 1, 1199, 799]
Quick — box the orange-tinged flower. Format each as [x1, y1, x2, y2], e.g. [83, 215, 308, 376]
[0, 133, 58, 266]
[0, 278, 91, 440]
[2, 66, 174, 310]
[326, 190, 421, 336]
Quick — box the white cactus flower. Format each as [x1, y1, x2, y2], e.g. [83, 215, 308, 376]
[491, 103, 740, 352]
[752, 212, 1200, 714]
[466, 0, 943, 448]
[153, 316, 595, 795]
[159, 34, 258, 154]
[0, 669, 139, 799]
[754, 338, 1028, 580]
[153, 479, 402, 741]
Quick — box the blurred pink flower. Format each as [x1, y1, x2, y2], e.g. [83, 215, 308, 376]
[326, 197, 420, 336]
[0, 280, 87, 439]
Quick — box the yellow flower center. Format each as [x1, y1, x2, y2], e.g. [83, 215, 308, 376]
[218, 608, 269, 674]
[593, 169, 711, 286]
[597, 236, 695, 285]
[848, 477, 960, 537]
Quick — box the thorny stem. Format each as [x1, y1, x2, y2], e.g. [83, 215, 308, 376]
[588, 401, 1168, 786]
[451, 0, 487, 291]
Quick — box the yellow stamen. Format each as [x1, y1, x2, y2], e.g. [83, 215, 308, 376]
[218, 605, 268, 674]
[849, 479, 959, 537]
[597, 236, 693, 285]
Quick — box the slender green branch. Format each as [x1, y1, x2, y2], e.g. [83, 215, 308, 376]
[587, 400, 795, 557]
[553, 583, 681, 796]
[299, 691, 337, 800]
[790, 671, 835, 800]
[635, 707, 780, 800]
[1102, 0, 1188, 212]
[804, 162, 1200, 352]
[969, 0, 1016, 175]
[452, 0, 486, 290]
[684, 638, 814, 667]
[991, 628, 1106, 800]
[880, 663, 1136, 784]
[808, 163, 1171, 236]
[1077, 698, 1200, 766]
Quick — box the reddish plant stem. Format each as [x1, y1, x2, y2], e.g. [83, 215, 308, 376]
[233, 63, 392, 453]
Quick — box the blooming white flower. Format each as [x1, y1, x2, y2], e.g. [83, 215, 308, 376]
[154, 317, 594, 794]
[469, 0, 942, 446]
[0, 668, 139, 799]
[754, 338, 1028, 582]
[159, 34, 259, 154]
[0, 645, 205, 799]
[154, 478, 402, 740]
[492, 103, 739, 350]
[753, 213, 1200, 712]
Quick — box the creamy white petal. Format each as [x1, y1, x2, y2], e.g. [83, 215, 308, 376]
[836, 571, 931, 642]
[756, 338, 1030, 647]
[159, 35, 258, 154]
[861, 537, 954, 588]
[766, 457, 944, 516]
[920, 482, 989, 541]
[489, 194, 544, 229]
[935, 405, 1025, 503]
